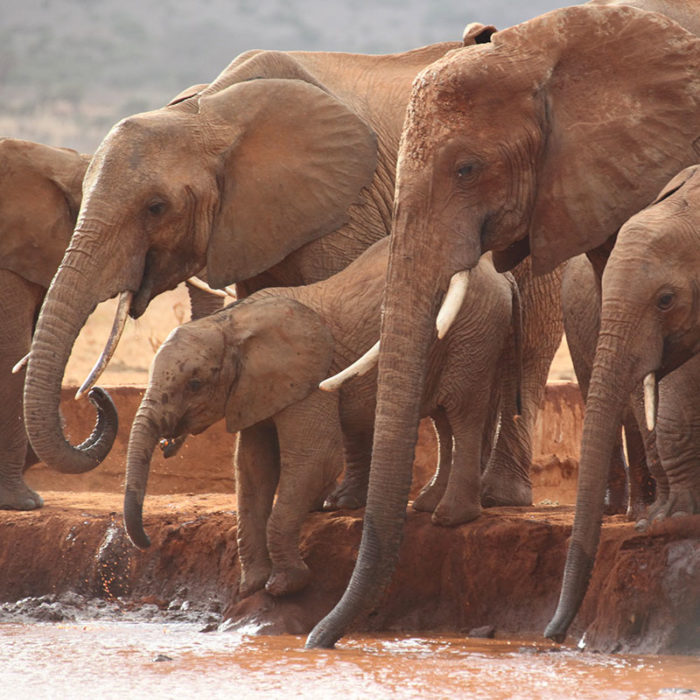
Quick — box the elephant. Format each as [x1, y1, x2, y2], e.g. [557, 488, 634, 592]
[547, 166, 700, 640]
[0, 136, 223, 510]
[305, 3, 700, 649]
[561, 255, 657, 519]
[0, 138, 116, 510]
[123, 236, 520, 598]
[21, 38, 470, 477]
[22, 32, 555, 512]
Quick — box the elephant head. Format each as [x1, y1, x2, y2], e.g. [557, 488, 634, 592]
[124, 296, 334, 548]
[546, 165, 700, 642]
[24, 50, 376, 473]
[306, 4, 700, 648]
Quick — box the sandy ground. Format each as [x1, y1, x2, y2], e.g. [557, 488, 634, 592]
[65, 283, 575, 387]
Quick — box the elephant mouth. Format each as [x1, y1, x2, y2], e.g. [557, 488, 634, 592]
[159, 435, 186, 458]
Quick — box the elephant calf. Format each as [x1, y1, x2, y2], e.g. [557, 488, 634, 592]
[124, 236, 520, 599]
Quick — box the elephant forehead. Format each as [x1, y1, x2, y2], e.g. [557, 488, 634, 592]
[94, 111, 200, 176]
[158, 325, 223, 366]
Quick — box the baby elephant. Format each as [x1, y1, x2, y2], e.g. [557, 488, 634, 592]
[124, 237, 519, 598]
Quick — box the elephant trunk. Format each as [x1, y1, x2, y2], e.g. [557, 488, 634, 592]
[307, 210, 449, 648]
[124, 395, 163, 549]
[545, 323, 640, 642]
[24, 251, 123, 473]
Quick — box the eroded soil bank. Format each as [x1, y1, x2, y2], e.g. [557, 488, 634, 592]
[3, 384, 698, 656]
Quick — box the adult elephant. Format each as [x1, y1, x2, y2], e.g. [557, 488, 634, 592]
[0, 138, 116, 510]
[23, 38, 475, 473]
[0, 137, 222, 509]
[306, 3, 700, 649]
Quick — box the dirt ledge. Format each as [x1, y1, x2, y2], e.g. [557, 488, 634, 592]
[2, 497, 698, 654]
[4, 384, 698, 655]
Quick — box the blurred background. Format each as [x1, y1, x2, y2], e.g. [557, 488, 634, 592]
[3, 0, 568, 152]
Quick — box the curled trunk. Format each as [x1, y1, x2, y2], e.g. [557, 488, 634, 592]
[24, 261, 120, 473]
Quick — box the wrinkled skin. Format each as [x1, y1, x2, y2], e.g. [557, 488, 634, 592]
[23, 39, 472, 479]
[548, 166, 700, 639]
[0, 139, 90, 509]
[124, 237, 518, 597]
[561, 255, 657, 519]
[306, 4, 700, 649]
[0, 137, 220, 509]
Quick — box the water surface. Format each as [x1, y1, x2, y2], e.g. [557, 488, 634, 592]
[3, 621, 699, 699]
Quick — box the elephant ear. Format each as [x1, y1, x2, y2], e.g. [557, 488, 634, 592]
[167, 83, 208, 106]
[200, 77, 378, 289]
[0, 140, 89, 288]
[513, 5, 700, 275]
[648, 165, 700, 207]
[462, 22, 496, 45]
[225, 297, 335, 432]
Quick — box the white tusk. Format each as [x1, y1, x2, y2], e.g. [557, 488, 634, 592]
[436, 270, 470, 339]
[12, 352, 30, 374]
[75, 290, 133, 400]
[186, 276, 236, 299]
[320, 340, 380, 392]
[643, 372, 656, 431]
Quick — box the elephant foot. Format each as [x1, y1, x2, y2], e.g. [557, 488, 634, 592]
[0, 480, 44, 510]
[412, 482, 444, 513]
[635, 488, 700, 531]
[238, 563, 271, 599]
[323, 479, 367, 511]
[265, 562, 311, 597]
[480, 472, 532, 508]
[431, 499, 481, 527]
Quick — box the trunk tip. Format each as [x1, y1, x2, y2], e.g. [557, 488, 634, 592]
[544, 617, 568, 644]
[123, 489, 151, 550]
[305, 624, 339, 649]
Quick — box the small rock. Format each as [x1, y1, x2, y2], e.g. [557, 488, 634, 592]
[468, 625, 495, 638]
[153, 654, 173, 663]
[34, 602, 65, 622]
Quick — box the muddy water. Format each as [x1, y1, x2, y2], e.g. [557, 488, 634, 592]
[3, 620, 699, 699]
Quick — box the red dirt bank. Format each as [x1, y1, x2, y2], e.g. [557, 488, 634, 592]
[2, 384, 698, 655]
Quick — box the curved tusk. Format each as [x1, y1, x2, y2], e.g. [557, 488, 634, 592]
[436, 270, 470, 339]
[643, 372, 656, 431]
[186, 276, 236, 299]
[12, 352, 30, 374]
[320, 340, 380, 392]
[75, 290, 133, 400]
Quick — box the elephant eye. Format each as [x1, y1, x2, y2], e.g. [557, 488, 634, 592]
[455, 161, 480, 181]
[147, 200, 167, 216]
[657, 291, 675, 311]
[186, 378, 203, 392]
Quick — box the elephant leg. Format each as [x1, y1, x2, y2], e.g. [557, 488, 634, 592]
[603, 427, 629, 515]
[266, 392, 343, 596]
[638, 361, 700, 527]
[432, 405, 483, 527]
[0, 271, 44, 510]
[482, 262, 564, 507]
[323, 421, 372, 511]
[186, 280, 225, 320]
[413, 408, 452, 513]
[235, 422, 280, 598]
